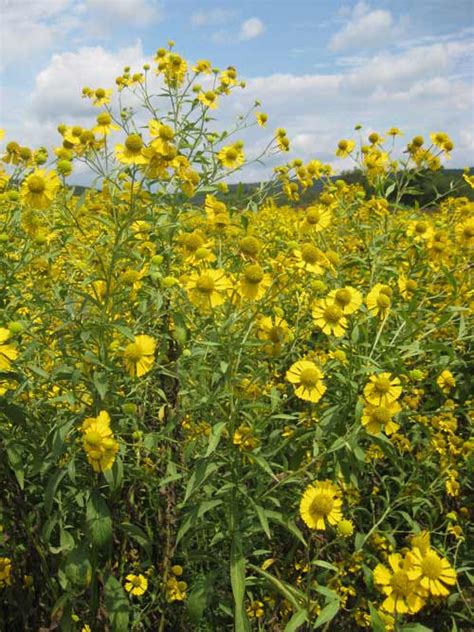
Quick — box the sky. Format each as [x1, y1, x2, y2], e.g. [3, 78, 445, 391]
[0, 0, 473, 182]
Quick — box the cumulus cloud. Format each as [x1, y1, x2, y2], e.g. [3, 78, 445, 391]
[239, 17, 265, 41]
[329, 2, 406, 51]
[0, 0, 79, 68]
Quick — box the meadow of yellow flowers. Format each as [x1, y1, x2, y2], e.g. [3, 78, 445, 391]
[0, 42, 473, 632]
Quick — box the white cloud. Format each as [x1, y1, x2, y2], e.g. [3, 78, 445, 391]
[239, 17, 265, 41]
[191, 8, 235, 27]
[30, 41, 146, 123]
[0, 0, 79, 68]
[329, 2, 406, 51]
[84, 0, 162, 27]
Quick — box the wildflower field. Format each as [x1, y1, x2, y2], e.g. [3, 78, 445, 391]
[0, 43, 473, 632]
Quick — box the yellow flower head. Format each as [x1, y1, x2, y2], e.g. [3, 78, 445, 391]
[373, 553, 425, 614]
[185, 269, 232, 310]
[123, 335, 156, 377]
[407, 547, 456, 597]
[21, 169, 59, 209]
[124, 573, 148, 596]
[299, 480, 342, 530]
[286, 360, 326, 403]
[312, 299, 348, 337]
[364, 373, 402, 407]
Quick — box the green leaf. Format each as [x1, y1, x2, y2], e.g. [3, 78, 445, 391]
[368, 602, 386, 632]
[399, 625, 433, 632]
[284, 609, 309, 632]
[7, 445, 25, 489]
[93, 371, 108, 400]
[86, 492, 112, 550]
[249, 564, 306, 611]
[313, 560, 338, 572]
[230, 531, 251, 632]
[63, 542, 92, 588]
[182, 459, 219, 504]
[313, 599, 340, 628]
[186, 573, 215, 622]
[119, 523, 152, 559]
[104, 574, 130, 632]
[44, 468, 67, 514]
[103, 456, 123, 492]
[205, 421, 227, 457]
[264, 510, 307, 546]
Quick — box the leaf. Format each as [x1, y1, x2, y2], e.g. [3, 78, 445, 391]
[186, 573, 215, 622]
[182, 459, 219, 504]
[104, 574, 130, 632]
[205, 421, 227, 457]
[63, 542, 92, 588]
[93, 371, 108, 400]
[264, 510, 307, 546]
[7, 445, 25, 489]
[284, 609, 309, 632]
[313, 599, 340, 628]
[368, 602, 386, 632]
[86, 491, 112, 550]
[103, 456, 123, 492]
[119, 522, 152, 559]
[0, 399, 27, 424]
[249, 564, 306, 611]
[44, 469, 67, 514]
[399, 625, 433, 632]
[230, 531, 251, 632]
[313, 560, 338, 572]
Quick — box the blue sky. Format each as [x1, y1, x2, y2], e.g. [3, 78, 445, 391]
[1, 0, 473, 180]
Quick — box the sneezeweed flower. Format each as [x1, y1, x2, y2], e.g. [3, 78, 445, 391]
[123, 335, 156, 377]
[387, 127, 403, 136]
[257, 315, 292, 355]
[217, 143, 245, 169]
[366, 283, 392, 318]
[336, 139, 356, 158]
[255, 112, 268, 127]
[455, 217, 474, 247]
[398, 276, 418, 299]
[115, 134, 149, 165]
[327, 286, 362, 314]
[92, 88, 112, 106]
[0, 557, 12, 587]
[312, 299, 347, 337]
[21, 169, 59, 209]
[407, 548, 456, 597]
[293, 243, 326, 274]
[124, 573, 148, 596]
[238, 264, 271, 301]
[286, 360, 326, 403]
[299, 480, 342, 530]
[233, 424, 260, 451]
[166, 576, 187, 602]
[247, 601, 265, 618]
[437, 369, 456, 394]
[361, 401, 401, 436]
[337, 518, 354, 537]
[0, 327, 18, 371]
[406, 219, 434, 243]
[300, 205, 331, 233]
[81, 411, 119, 473]
[373, 554, 425, 614]
[185, 269, 232, 309]
[92, 112, 120, 136]
[198, 90, 218, 109]
[364, 373, 402, 407]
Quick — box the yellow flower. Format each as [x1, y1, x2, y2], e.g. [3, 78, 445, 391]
[455, 217, 474, 247]
[255, 112, 268, 127]
[185, 269, 232, 309]
[312, 299, 347, 337]
[293, 243, 326, 275]
[166, 575, 187, 602]
[327, 286, 362, 314]
[21, 169, 59, 209]
[0, 557, 12, 587]
[217, 143, 245, 169]
[115, 134, 149, 165]
[124, 573, 148, 596]
[238, 264, 271, 301]
[361, 401, 401, 436]
[363, 373, 402, 407]
[437, 369, 456, 394]
[233, 424, 259, 451]
[92, 112, 120, 136]
[198, 90, 218, 109]
[300, 205, 331, 233]
[336, 139, 356, 158]
[406, 219, 434, 243]
[286, 360, 326, 403]
[373, 553, 425, 614]
[366, 283, 392, 318]
[81, 411, 119, 473]
[299, 480, 342, 530]
[123, 335, 156, 377]
[0, 327, 18, 371]
[387, 127, 403, 136]
[337, 518, 354, 537]
[92, 88, 112, 106]
[410, 531, 431, 555]
[407, 547, 456, 597]
[257, 315, 292, 353]
[193, 59, 212, 74]
[463, 173, 474, 189]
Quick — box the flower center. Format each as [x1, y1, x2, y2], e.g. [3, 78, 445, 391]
[269, 326, 284, 343]
[301, 244, 319, 264]
[240, 236, 260, 256]
[421, 552, 443, 579]
[185, 233, 204, 252]
[299, 367, 320, 388]
[335, 289, 351, 306]
[85, 430, 103, 447]
[415, 221, 427, 234]
[27, 176, 46, 194]
[125, 343, 143, 362]
[406, 279, 417, 291]
[226, 148, 238, 161]
[377, 294, 391, 308]
[338, 140, 348, 150]
[391, 570, 411, 595]
[196, 275, 215, 294]
[310, 493, 334, 517]
[125, 134, 144, 153]
[323, 305, 343, 324]
[95, 88, 106, 98]
[374, 377, 391, 394]
[244, 265, 264, 284]
[131, 576, 142, 587]
[372, 406, 391, 424]
[306, 209, 321, 224]
[97, 113, 111, 125]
